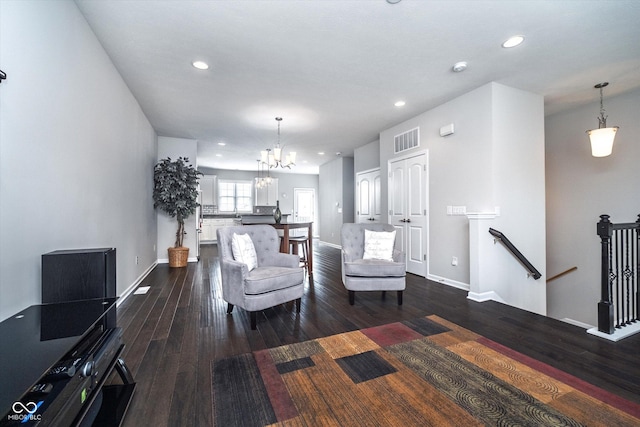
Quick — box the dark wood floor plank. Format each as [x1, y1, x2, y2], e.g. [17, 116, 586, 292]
[123, 294, 169, 376]
[151, 266, 190, 341]
[168, 290, 201, 426]
[121, 339, 168, 427]
[142, 351, 180, 425]
[113, 242, 640, 426]
[168, 369, 198, 427]
[196, 326, 216, 427]
[165, 306, 187, 355]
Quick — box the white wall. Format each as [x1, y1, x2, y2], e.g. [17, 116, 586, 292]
[546, 88, 640, 326]
[489, 84, 546, 314]
[378, 82, 546, 314]
[0, 1, 157, 321]
[319, 157, 354, 245]
[354, 140, 380, 173]
[380, 84, 494, 285]
[156, 137, 198, 262]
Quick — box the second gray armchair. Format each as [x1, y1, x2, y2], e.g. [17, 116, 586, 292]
[341, 223, 406, 305]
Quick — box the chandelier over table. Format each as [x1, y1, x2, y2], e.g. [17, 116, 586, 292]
[261, 117, 296, 169]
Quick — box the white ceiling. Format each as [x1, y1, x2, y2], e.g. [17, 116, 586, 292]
[75, 0, 640, 174]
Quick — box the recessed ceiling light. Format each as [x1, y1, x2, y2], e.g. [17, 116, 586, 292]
[452, 61, 468, 72]
[217, 142, 226, 146]
[502, 35, 524, 48]
[318, 152, 325, 155]
[394, 101, 406, 107]
[192, 60, 209, 70]
[215, 154, 222, 157]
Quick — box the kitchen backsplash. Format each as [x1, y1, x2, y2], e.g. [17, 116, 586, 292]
[254, 205, 275, 214]
[202, 205, 217, 215]
[202, 205, 277, 215]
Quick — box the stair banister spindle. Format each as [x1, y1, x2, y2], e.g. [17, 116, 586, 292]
[636, 214, 640, 323]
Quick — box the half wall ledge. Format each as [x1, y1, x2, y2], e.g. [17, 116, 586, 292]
[587, 323, 640, 342]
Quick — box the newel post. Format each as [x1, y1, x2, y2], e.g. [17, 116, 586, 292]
[637, 214, 640, 315]
[597, 214, 614, 334]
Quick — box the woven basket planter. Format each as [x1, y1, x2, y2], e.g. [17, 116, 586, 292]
[168, 247, 189, 267]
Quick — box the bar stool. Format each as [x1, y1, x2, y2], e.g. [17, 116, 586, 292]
[288, 235, 310, 273]
[277, 230, 286, 253]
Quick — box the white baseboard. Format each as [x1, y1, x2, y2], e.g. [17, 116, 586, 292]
[320, 241, 341, 249]
[118, 261, 158, 306]
[467, 290, 506, 304]
[560, 318, 594, 329]
[427, 274, 470, 291]
[156, 257, 199, 264]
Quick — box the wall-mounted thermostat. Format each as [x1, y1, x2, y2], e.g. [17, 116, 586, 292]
[439, 123, 455, 137]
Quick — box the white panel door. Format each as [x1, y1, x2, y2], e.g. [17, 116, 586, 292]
[388, 152, 428, 276]
[356, 168, 381, 223]
[372, 172, 382, 220]
[293, 188, 316, 236]
[356, 174, 370, 223]
[406, 155, 427, 274]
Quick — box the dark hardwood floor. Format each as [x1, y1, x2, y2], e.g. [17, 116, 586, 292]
[112, 243, 640, 426]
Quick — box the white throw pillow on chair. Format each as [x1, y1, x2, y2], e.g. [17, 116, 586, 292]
[363, 229, 396, 261]
[231, 233, 258, 271]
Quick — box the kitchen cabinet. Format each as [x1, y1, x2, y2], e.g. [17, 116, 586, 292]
[201, 218, 239, 243]
[201, 219, 214, 242]
[254, 178, 278, 206]
[200, 175, 217, 206]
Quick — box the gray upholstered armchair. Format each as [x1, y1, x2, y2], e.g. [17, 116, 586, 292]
[217, 225, 304, 329]
[341, 223, 406, 305]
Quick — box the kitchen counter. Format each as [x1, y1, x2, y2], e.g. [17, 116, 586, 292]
[240, 214, 290, 224]
[202, 213, 290, 219]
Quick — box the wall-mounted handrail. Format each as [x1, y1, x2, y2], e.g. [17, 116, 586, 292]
[547, 266, 578, 283]
[488, 228, 542, 280]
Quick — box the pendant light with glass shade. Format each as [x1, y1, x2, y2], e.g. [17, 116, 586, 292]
[586, 82, 619, 157]
[256, 156, 273, 188]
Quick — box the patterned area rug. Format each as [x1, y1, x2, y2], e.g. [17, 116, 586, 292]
[212, 315, 640, 426]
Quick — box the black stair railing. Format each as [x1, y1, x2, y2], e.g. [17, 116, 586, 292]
[488, 228, 541, 280]
[596, 214, 640, 334]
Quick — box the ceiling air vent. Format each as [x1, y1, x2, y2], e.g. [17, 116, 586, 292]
[394, 127, 419, 153]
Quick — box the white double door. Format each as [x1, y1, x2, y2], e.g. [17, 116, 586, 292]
[388, 151, 428, 277]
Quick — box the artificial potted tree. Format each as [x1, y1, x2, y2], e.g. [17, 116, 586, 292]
[153, 157, 202, 267]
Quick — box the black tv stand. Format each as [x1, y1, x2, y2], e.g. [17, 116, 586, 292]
[0, 299, 135, 426]
[90, 358, 135, 427]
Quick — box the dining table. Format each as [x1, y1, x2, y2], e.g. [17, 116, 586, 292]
[240, 218, 313, 275]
